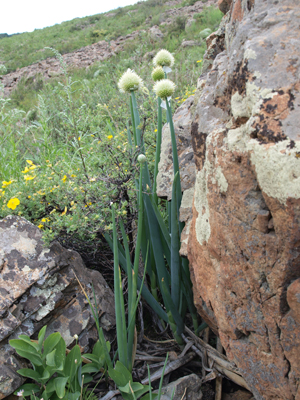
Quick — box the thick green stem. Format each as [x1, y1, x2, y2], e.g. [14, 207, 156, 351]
[153, 97, 163, 205]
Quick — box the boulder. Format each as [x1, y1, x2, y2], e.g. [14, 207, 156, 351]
[183, 0, 300, 399]
[149, 25, 164, 40]
[0, 216, 115, 399]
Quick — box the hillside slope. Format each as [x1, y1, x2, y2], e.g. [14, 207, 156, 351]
[1, 0, 218, 97]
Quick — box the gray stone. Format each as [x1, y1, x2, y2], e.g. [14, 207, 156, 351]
[156, 374, 202, 400]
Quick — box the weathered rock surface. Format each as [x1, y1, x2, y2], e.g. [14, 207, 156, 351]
[0, 215, 115, 399]
[183, 0, 300, 399]
[156, 373, 203, 400]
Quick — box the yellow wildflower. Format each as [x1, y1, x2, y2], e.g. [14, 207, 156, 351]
[61, 206, 67, 216]
[24, 175, 35, 181]
[62, 175, 67, 183]
[2, 180, 12, 188]
[26, 160, 34, 165]
[107, 135, 113, 140]
[38, 224, 44, 229]
[7, 198, 20, 210]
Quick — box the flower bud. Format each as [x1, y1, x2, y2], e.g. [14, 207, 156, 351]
[118, 69, 144, 93]
[153, 49, 175, 68]
[153, 79, 176, 99]
[151, 66, 164, 82]
[137, 154, 147, 164]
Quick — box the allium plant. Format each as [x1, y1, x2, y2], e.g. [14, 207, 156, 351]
[107, 49, 199, 348]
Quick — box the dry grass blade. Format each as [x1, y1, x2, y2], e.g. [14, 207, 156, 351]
[141, 352, 195, 385]
[182, 327, 251, 391]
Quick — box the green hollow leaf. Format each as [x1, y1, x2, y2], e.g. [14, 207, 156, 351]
[54, 376, 69, 399]
[104, 234, 168, 323]
[170, 172, 181, 310]
[161, 278, 184, 335]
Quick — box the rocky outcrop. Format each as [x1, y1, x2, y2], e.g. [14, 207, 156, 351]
[0, 216, 115, 399]
[180, 0, 300, 399]
[0, 33, 140, 97]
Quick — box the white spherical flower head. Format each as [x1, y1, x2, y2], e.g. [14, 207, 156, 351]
[153, 49, 175, 68]
[152, 66, 165, 82]
[137, 154, 147, 164]
[153, 79, 176, 99]
[118, 69, 143, 93]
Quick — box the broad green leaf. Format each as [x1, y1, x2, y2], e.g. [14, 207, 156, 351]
[140, 394, 158, 400]
[17, 335, 40, 352]
[16, 368, 41, 381]
[44, 378, 55, 394]
[81, 364, 99, 374]
[54, 376, 69, 399]
[43, 332, 62, 357]
[46, 348, 57, 367]
[14, 349, 43, 366]
[119, 381, 144, 393]
[38, 325, 47, 350]
[55, 337, 66, 370]
[82, 354, 101, 365]
[9, 339, 40, 357]
[108, 361, 132, 388]
[40, 368, 51, 382]
[64, 345, 81, 382]
[119, 383, 150, 400]
[14, 383, 40, 397]
[66, 391, 81, 400]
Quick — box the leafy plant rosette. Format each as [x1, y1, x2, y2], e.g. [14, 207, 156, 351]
[9, 326, 95, 400]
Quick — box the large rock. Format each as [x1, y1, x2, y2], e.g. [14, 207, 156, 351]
[0, 216, 115, 399]
[184, 0, 300, 399]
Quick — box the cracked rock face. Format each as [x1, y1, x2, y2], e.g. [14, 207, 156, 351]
[183, 0, 300, 399]
[0, 216, 115, 399]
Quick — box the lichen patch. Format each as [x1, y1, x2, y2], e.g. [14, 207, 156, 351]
[248, 139, 300, 204]
[194, 168, 211, 246]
